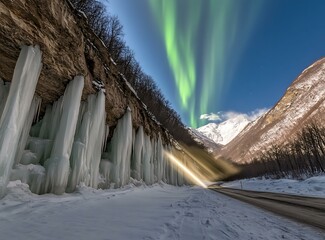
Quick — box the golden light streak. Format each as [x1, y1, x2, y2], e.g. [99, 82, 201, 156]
[164, 151, 207, 188]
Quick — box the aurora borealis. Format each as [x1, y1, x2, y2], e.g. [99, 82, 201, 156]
[149, 0, 263, 127]
[108, 0, 325, 128]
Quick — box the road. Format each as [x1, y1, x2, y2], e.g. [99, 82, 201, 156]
[210, 186, 325, 231]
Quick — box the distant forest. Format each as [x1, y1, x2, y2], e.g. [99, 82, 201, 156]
[233, 122, 325, 180]
[70, 0, 199, 146]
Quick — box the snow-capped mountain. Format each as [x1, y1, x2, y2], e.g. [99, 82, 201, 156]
[220, 57, 325, 163]
[197, 115, 251, 145]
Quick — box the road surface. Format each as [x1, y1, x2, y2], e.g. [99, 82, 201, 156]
[210, 186, 325, 231]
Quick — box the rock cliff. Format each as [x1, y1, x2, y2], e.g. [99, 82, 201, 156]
[0, 0, 168, 141]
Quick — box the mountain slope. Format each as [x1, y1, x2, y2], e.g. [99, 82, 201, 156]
[189, 127, 222, 153]
[220, 57, 325, 163]
[197, 115, 251, 145]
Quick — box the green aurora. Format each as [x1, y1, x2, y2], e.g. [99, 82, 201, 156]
[149, 0, 264, 128]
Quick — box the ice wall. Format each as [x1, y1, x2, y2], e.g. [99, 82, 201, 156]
[98, 110, 181, 189]
[108, 108, 133, 188]
[44, 76, 84, 194]
[68, 91, 106, 191]
[0, 46, 42, 198]
[14, 96, 41, 165]
[15, 79, 109, 194]
[0, 47, 188, 197]
[131, 126, 144, 180]
[143, 134, 153, 185]
[156, 135, 164, 182]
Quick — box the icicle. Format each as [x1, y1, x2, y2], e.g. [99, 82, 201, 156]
[44, 76, 84, 194]
[143, 134, 153, 185]
[102, 125, 110, 151]
[156, 135, 164, 182]
[85, 92, 106, 188]
[66, 101, 88, 192]
[68, 91, 106, 191]
[14, 95, 42, 165]
[109, 108, 133, 188]
[0, 46, 42, 198]
[132, 126, 144, 180]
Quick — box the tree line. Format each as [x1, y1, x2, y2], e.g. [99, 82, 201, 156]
[231, 122, 325, 180]
[70, 0, 199, 146]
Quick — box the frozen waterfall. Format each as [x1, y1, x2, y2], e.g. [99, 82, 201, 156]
[107, 108, 133, 188]
[0, 46, 188, 197]
[0, 46, 42, 198]
[44, 76, 84, 194]
[68, 90, 106, 192]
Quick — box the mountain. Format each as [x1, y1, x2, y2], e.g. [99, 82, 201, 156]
[189, 127, 222, 153]
[220, 57, 325, 163]
[196, 115, 251, 145]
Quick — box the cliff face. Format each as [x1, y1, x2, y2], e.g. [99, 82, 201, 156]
[0, 0, 166, 140]
[220, 57, 325, 163]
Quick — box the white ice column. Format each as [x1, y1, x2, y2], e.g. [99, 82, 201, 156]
[44, 76, 84, 194]
[68, 91, 106, 191]
[86, 92, 106, 188]
[143, 134, 153, 185]
[156, 135, 164, 182]
[0, 46, 42, 198]
[132, 126, 144, 180]
[15, 96, 41, 165]
[109, 108, 133, 188]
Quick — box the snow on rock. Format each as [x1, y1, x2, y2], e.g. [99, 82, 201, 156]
[110, 57, 117, 65]
[10, 164, 45, 194]
[0, 45, 42, 198]
[222, 175, 325, 197]
[197, 115, 251, 145]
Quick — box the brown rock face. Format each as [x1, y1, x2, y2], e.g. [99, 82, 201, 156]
[0, 0, 169, 142]
[219, 57, 325, 163]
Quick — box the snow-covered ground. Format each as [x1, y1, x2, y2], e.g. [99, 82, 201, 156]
[222, 175, 325, 198]
[0, 181, 323, 240]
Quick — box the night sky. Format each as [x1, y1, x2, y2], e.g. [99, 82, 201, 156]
[106, 0, 325, 128]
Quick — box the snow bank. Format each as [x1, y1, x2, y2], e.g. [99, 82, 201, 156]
[0, 182, 323, 240]
[222, 175, 325, 197]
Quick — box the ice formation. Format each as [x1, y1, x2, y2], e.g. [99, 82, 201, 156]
[106, 108, 133, 188]
[131, 126, 145, 181]
[0, 46, 42, 198]
[68, 91, 106, 192]
[43, 76, 84, 194]
[0, 46, 187, 197]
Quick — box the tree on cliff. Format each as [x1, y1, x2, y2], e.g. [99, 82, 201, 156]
[70, 0, 201, 147]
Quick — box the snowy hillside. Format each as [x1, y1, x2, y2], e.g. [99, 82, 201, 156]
[220, 57, 325, 163]
[197, 114, 258, 145]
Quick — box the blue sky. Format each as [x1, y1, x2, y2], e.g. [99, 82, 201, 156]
[106, 0, 325, 128]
